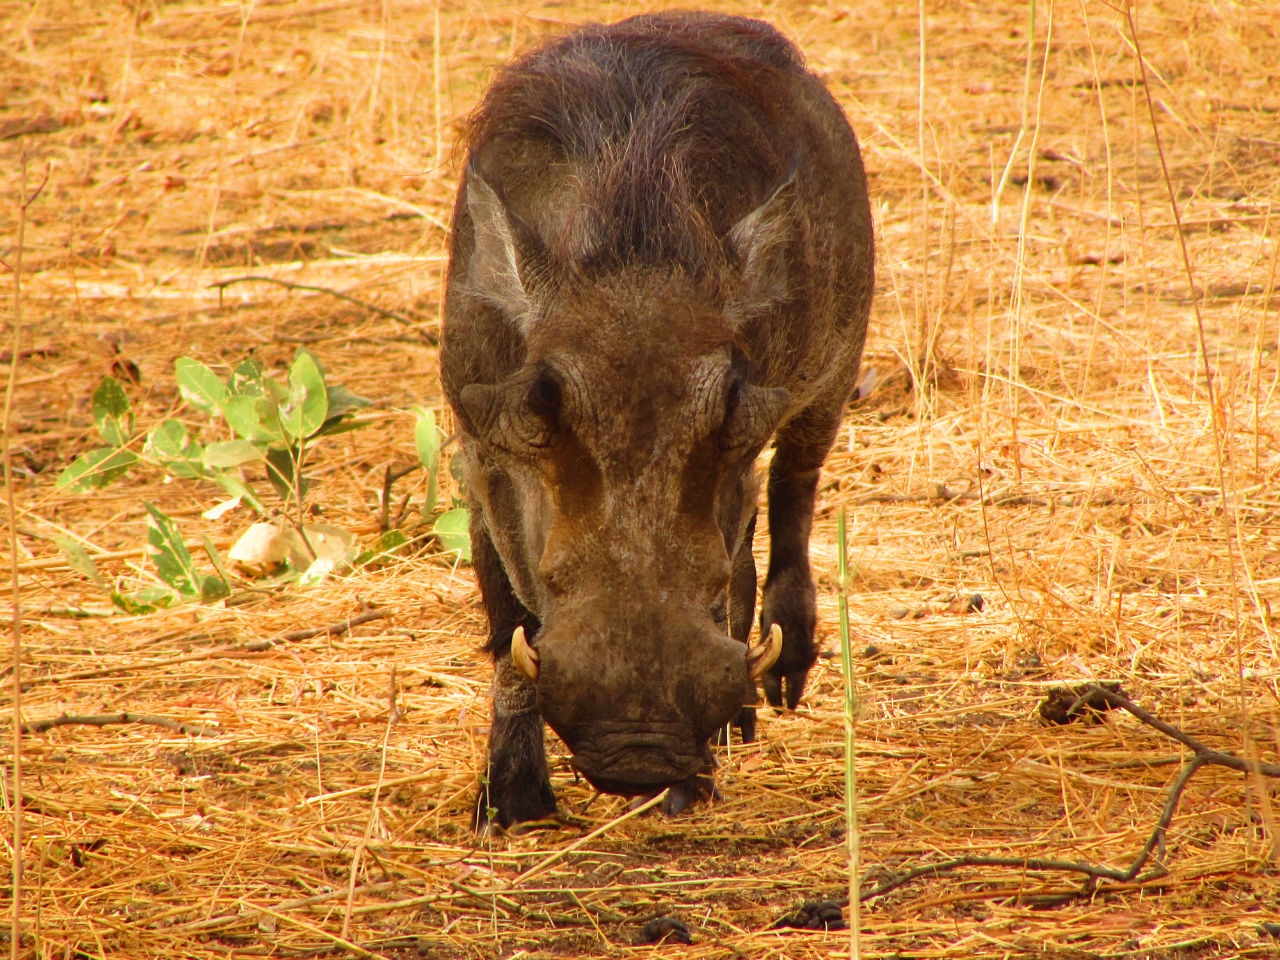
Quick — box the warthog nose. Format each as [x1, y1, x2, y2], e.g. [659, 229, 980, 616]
[531, 617, 751, 783]
[563, 720, 714, 793]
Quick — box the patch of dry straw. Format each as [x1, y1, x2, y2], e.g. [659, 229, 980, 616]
[2, 1, 1279, 957]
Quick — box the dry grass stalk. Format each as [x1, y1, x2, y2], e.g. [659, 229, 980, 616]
[2, 1, 1279, 957]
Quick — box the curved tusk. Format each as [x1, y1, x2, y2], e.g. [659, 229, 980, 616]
[746, 623, 783, 680]
[510, 625, 540, 682]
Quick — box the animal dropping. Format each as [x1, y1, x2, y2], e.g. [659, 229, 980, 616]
[441, 11, 874, 829]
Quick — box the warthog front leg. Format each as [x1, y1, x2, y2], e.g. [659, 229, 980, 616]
[469, 511, 555, 830]
[760, 401, 844, 710]
[473, 651, 556, 830]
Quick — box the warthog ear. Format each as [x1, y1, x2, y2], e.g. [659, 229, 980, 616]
[464, 166, 537, 322]
[721, 379, 790, 454]
[728, 168, 797, 319]
[459, 367, 560, 452]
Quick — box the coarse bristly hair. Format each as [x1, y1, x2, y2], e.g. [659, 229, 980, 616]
[464, 12, 806, 281]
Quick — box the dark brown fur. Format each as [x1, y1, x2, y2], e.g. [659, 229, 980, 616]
[441, 12, 874, 829]
[465, 13, 799, 280]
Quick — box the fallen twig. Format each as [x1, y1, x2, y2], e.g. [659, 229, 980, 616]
[840, 684, 1276, 905]
[20, 712, 221, 737]
[847, 483, 1231, 509]
[247, 604, 393, 650]
[7, 150, 49, 960]
[19, 605, 117, 619]
[1077, 684, 1280, 780]
[209, 275, 423, 333]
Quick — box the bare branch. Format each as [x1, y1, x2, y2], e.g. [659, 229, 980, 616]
[209, 274, 426, 334]
[1077, 684, 1280, 779]
[844, 684, 1277, 907]
[245, 605, 392, 651]
[20, 712, 221, 738]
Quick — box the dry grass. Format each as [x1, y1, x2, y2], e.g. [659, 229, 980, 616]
[3, 1, 1279, 957]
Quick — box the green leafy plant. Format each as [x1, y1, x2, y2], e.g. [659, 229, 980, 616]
[56, 349, 372, 607]
[59, 349, 368, 511]
[53, 505, 232, 614]
[56, 350, 469, 609]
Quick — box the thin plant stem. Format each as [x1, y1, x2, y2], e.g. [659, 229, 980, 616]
[1123, 0, 1247, 754]
[5, 152, 25, 960]
[7, 149, 47, 960]
[837, 507, 860, 960]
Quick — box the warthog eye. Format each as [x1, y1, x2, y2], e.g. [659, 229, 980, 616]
[459, 365, 563, 453]
[527, 369, 561, 429]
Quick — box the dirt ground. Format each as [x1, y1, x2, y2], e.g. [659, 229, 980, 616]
[3, 1, 1279, 957]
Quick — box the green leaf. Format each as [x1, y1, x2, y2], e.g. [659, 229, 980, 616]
[221, 395, 280, 443]
[285, 349, 328, 440]
[146, 419, 193, 458]
[201, 534, 234, 596]
[256, 392, 287, 441]
[199, 574, 231, 602]
[203, 439, 267, 469]
[56, 538, 106, 591]
[145, 420, 206, 478]
[145, 502, 200, 597]
[415, 408, 441, 474]
[227, 358, 267, 398]
[324, 382, 371, 420]
[311, 416, 367, 439]
[174, 358, 226, 414]
[211, 473, 265, 514]
[92, 376, 132, 446]
[354, 529, 410, 568]
[92, 375, 131, 420]
[110, 588, 176, 614]
[433, 508, 472, 562]
[56, 447, 139, 491]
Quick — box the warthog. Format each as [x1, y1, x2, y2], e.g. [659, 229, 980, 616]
[441, 11, 874, 828]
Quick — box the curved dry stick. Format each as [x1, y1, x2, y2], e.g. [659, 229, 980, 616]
[1076, 685, 1280, 779]
[849, 486, 1225, 509]
[209, 275, 423, 332]
[8, 153, 49, 960]
[846, 684, 1274, 906]
[245, 605, 392, 651]
[859, 753, 1207, 902]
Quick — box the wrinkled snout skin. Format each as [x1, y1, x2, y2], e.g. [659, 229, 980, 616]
[440, 11, 874, 830]
[536, 611, 751, 792]
[532, 480, 752, 789]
